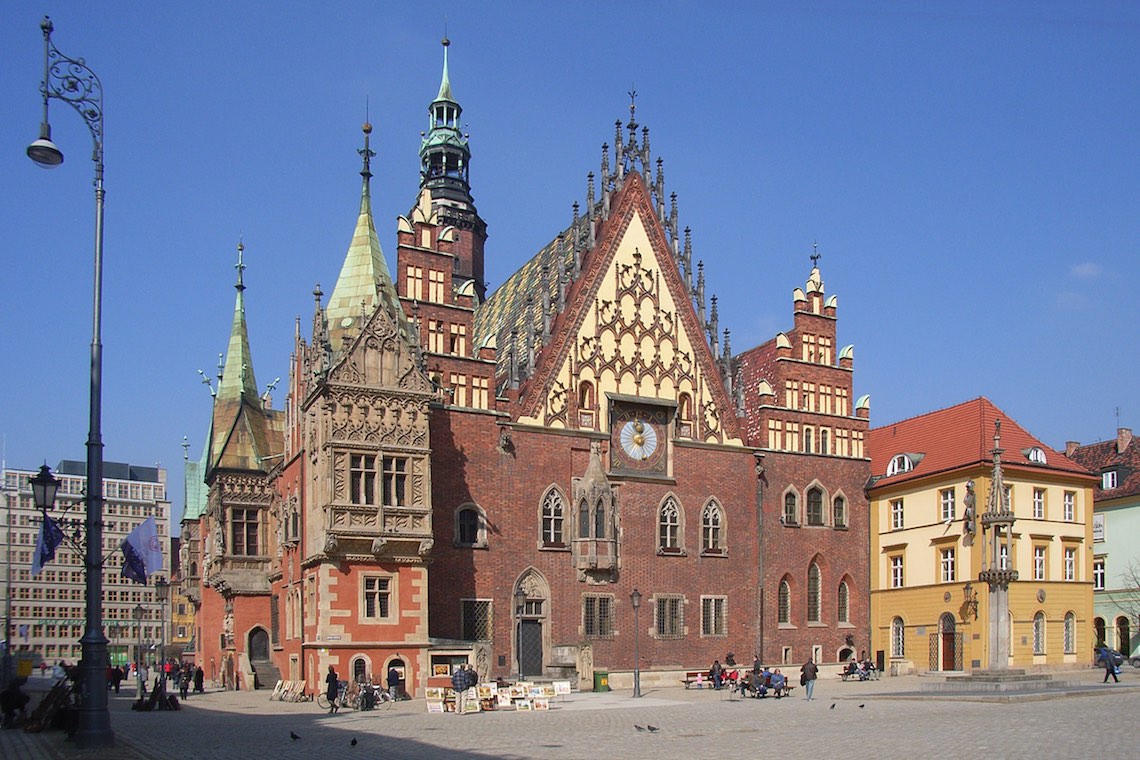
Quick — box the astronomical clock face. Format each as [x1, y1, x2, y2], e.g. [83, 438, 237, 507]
[610, 402, 670, 475]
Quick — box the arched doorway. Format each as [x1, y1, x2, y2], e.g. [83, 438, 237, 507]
[940, 613, 957, 671]
[515, 569, 550, 679]
[1117, 617, 1131, 656]
[249, 627, 270, 662]
[1094, 617, 1106, 648]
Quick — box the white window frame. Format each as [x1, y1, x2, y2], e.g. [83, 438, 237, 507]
[1033, 612, 1046, 655]
[1033, 546, 1046, 581]
[1064, 611, 1076, 654]
[940, 547, 956, 583]
[1032, 488, 1045, 520]
[1063, 547, 1076, 582]
[890, 555, 904, 588]
[1093, 558, 1105, 591]
[1103, 471, 1118, 490]
[891, 617, 905, 658]
[1063, 491, 1075, 522]
[940, 488, 955, 523]
[891, 499, 904, 530]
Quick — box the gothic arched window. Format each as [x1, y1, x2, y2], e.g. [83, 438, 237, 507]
[659, 498, 681, 552]
[701, 501, 723, 553]
[807, 562, 821, 623]
[807, 488, 824, 526]
[541, 489, 565, 547]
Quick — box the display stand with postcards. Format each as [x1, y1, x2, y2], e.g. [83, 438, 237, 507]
[425, 681, 563, 713]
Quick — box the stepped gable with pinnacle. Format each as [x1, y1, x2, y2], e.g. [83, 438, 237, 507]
[474, 96, 743, 443]
[735, 260, 872, 663]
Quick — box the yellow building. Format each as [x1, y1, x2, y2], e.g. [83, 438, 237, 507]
[868, 398, 1095, 673]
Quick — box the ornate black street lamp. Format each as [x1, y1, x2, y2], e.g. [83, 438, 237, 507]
[27, 16, 112, 748]
[630, 589, 642, 698]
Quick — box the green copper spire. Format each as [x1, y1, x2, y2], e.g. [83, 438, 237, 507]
[216, 241, 260, 404]
[420, 36, 471, 200]
[436, 36, 454, 103]
[326, 122, 407, 351]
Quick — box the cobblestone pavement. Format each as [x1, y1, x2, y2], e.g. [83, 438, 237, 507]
[4, 668, 1138, 760]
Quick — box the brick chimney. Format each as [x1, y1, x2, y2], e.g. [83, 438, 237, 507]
[1065, 441, 1080, 457]
[1118, 428, 1133, 454]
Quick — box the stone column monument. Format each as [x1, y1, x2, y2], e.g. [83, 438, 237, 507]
[977, 420, 1019, 672]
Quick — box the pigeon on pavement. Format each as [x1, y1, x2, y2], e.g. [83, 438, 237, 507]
[290, 732, 301, 741]
[647, 725, 659, 733]
[634, 725, 645, 732]
[351, 738, 358, 746]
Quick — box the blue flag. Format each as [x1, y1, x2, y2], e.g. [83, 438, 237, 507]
[31, 513, 64, 576]
[121, 516, 163, 584]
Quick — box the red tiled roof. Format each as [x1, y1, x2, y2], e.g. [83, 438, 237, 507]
[868, 397, 1091, 485]
[1069, 432, 1140, 501]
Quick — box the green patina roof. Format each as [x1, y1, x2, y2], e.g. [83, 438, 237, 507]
[215, 246, 259, 406]
[325, 155, 408, 352]
[182, 437, 208, 522]
[206, 246, 283, 477]
[436, 38, 456, 104]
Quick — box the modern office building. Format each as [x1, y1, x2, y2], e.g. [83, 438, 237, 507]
[2, 461, 171, 668]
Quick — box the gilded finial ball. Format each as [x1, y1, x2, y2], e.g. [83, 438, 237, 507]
[362, 122, 372, 134]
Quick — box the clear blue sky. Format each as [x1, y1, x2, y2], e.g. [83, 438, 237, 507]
[2, 1, 1137, 525]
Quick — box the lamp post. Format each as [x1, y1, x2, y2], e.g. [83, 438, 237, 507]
[26, 466, 62, 688]
[155, 577, 168, 698]
[133, 604, 145, 700]
[514, 586, 527, 680]
[630, 589, 642, 698]
[27, 16, 112, 747]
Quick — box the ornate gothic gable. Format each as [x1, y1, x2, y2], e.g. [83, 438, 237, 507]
[517, 173, 741, 445]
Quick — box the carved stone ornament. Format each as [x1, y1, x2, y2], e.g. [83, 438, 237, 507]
[417, 538, 434, 557]
[370, 536, 388, 555]
[324, 533, 339, 554]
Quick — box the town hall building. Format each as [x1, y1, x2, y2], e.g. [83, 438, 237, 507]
[183, 39, 870, 696]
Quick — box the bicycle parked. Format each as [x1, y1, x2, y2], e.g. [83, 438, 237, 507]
[317, 681, 393, 711]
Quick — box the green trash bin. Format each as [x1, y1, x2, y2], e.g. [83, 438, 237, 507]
[593, 670, 609, 692]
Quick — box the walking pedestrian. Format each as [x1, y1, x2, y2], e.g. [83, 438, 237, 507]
[1103, 654, 1120, 684]
[325, 665, 340, 714]
[800, 657, 818, 701]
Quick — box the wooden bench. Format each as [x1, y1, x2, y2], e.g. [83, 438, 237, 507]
[738, 673, 794, 698]
[681, 671, 707, 689]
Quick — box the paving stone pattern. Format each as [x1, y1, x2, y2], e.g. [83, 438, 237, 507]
[3, 669, 1136, 760]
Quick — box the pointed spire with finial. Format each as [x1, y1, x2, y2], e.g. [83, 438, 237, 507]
[326, 122, 406, 352]
[216, 239, 260, 405]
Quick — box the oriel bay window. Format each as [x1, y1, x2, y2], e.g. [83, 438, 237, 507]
[382, 456, 409, 507]
[350, 454, 376, 504]
[231, 508, 259, 556]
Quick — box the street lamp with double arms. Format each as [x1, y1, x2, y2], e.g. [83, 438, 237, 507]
[27, 15, 112, 748]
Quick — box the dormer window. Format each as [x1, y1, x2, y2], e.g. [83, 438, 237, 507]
[1103, 470, 1118, 490]
[1026, 447, 1047, 464]
[886, 454, 914, 477]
